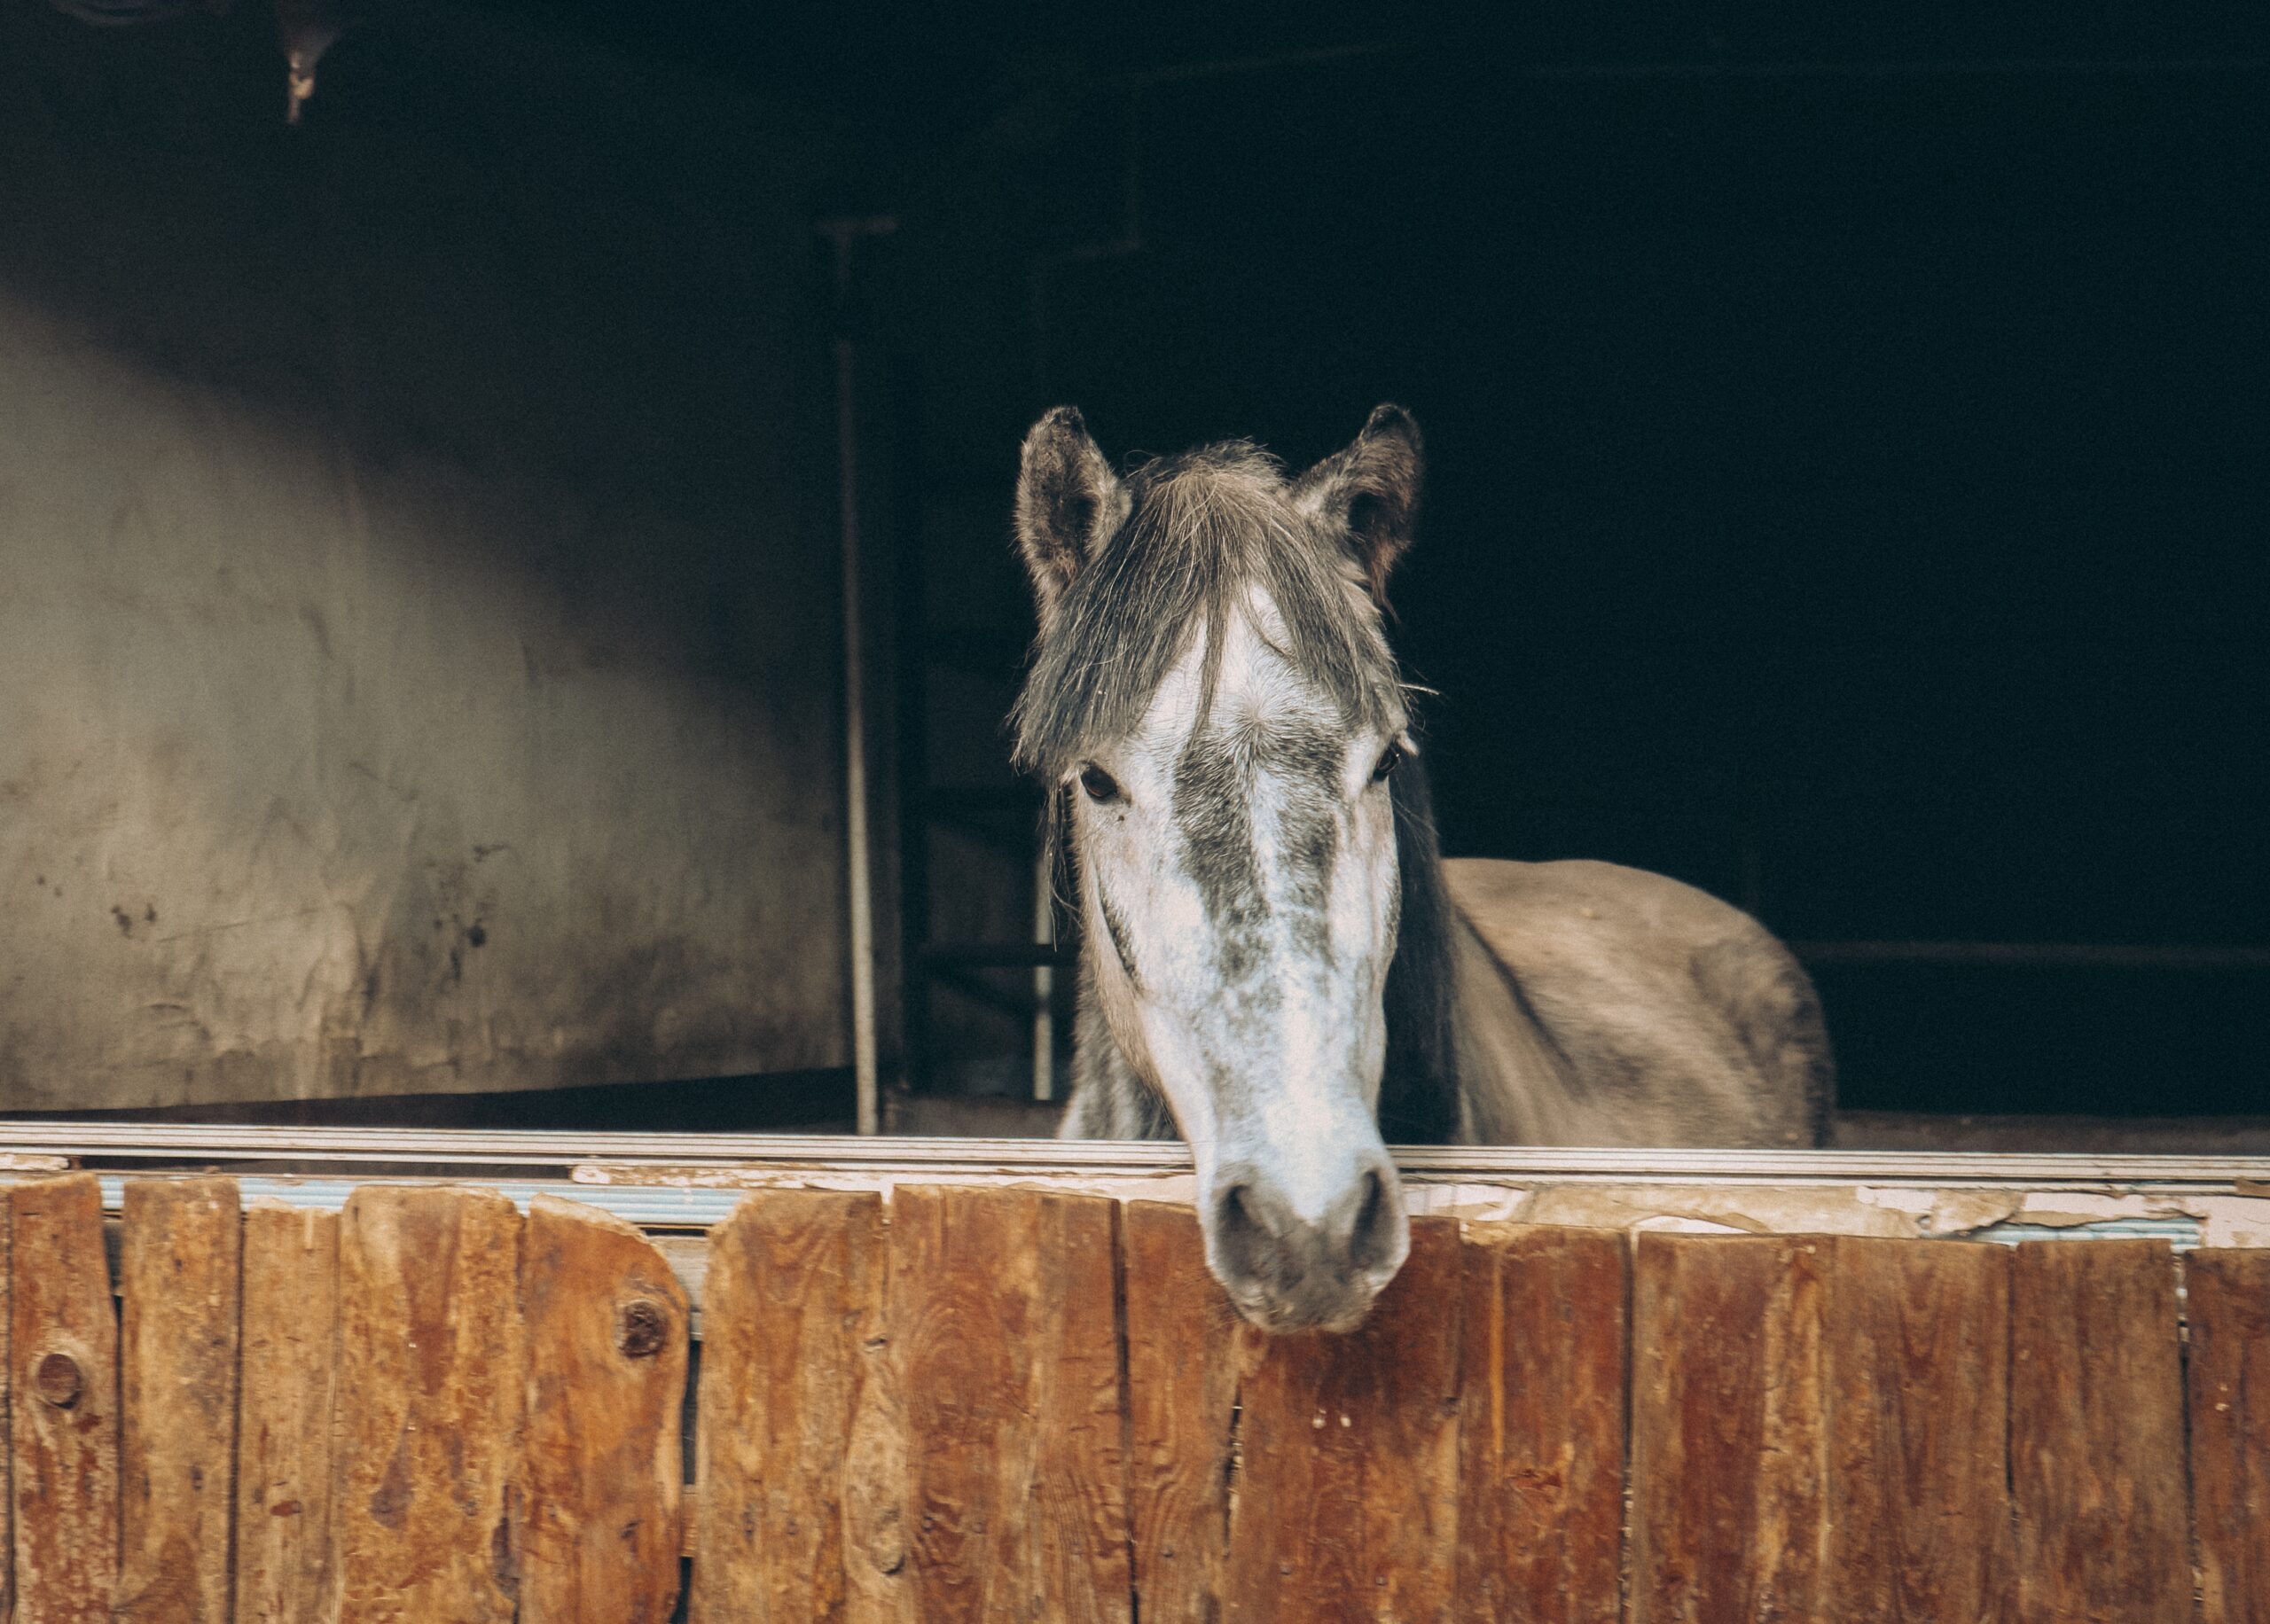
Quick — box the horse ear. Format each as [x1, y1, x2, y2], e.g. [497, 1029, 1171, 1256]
[1016, 406, 1127, 622]
[1293, 403, 1424, 607]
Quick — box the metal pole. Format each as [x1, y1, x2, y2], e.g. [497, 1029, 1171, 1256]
[820, 216, 896, 1135]
[835, 332, 881, 1135]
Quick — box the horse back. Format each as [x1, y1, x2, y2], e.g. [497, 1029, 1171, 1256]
[1442, 858, 1834, 1148]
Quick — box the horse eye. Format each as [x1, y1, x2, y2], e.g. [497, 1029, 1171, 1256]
[1078, 763, 1122, 802]
[1370, 745, 1404, 784]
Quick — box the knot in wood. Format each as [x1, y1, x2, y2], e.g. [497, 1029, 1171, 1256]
[34, 1349, 83, 1409]
[615, 1298, 669, 1358]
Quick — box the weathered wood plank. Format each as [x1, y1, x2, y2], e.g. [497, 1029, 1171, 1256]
[2186, 1248, 2270, 1624]
[520, 1194, 688, 1624]
[893, 1185, 1131, 1623]
[11, 1170, 121, 1620]
[331, 1184, 525, 1624]
[1223, 1216, 1464, 1623]
[688, 1189, 898, 1624]
[0, 1184, 12, 1624]
[116, 1176, 243, 1624]
[896, 1183, 1040, 1623]
[1629, 1232, 1828, 1624]
[1028, 1190, 1134, 1617]
[233, 1202, 340, 1624]
[0, 1188, 11, 1624]
[2009, 1239, 2191, 1623]
[1122, 1202, 1245, 1622]
[841, 1234, 916, 1624]
[1823, 1236, 2013, 1623]
[1457, 1222, 1626, 1624]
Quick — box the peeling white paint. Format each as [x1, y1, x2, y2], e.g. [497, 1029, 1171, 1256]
[2180, 1197, 2270, 1248]
[2015, 1191, 2159, 1226]
[566, 1163, 2270, 1250]
[572, 1161, 1207, 1209]
[1404, 1180, 2024, 1239]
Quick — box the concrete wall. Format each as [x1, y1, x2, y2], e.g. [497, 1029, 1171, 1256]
[0, 4, 850, 1110]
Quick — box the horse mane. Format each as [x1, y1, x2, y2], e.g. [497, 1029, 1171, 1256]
[1377, 741, 1461, 1144]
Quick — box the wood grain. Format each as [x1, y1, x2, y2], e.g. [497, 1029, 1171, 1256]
[1028, 1188, 1135, 1617]
[2009, 1239, 2191, 1623]
[520, 1194, 689, 1624]
[233, 1202, 340, 1624]
[1, 1191, 11, 1624]
[11, 1170, 121, 1621]
[687, 1189, 896, 1624]
[331, 1184, 526, 1624]
[1458, 1222, 1626, 1624]
[1629, 1232, 1828, 1624]
[2186, 1248, 2270, 1624]
[1823, 1236, 2012, 1623]
[1222, 1215, 1464, 1623]
[892, 1185, 1131, 1624]
[0, 1183, 11, 1624]
[1121, 1202, 1246, 1622]
[116, 1177, 243, 1624]
[0, 1167, 2228, 1623]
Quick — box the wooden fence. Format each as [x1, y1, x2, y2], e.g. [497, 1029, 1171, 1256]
[3, 1170, 2266, 1620]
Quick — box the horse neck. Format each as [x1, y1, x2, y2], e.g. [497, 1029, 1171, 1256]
[1377, 754, 1463, 1143]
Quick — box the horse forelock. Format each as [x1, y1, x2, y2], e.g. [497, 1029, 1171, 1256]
[1010, 441, 1405, 780]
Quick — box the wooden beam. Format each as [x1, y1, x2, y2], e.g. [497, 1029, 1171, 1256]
[1121, 1202, 1243, 1621]
[892, 1186, 1132, 1622]
[1823, 1236, 2013, 1621]
[10, 1172, 121, 1620]
[687, 1189, 899, 1623]
[1221, 1217, 1464, 1621]
[332, 1185, 525, 1623]
[233, 1201, 340, 1624]
[2009, 1240, 2190, 1622]
[117, 1175, 242, 1623]
[1457, 1222, 1627, 1624]
[2185, 1248, 2270, 1624]
[0, 1181, 12, 1624]
[1630, 1233, 1829, 1624]
[520, 1195, 689, 1624]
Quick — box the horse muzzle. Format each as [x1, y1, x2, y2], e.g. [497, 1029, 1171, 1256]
[1202, 1152, 1410, 1333]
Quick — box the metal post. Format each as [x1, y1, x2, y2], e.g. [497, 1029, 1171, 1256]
[820, 216, 896, 1135]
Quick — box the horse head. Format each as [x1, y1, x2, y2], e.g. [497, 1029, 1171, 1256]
[1012, 404, 1432, 1331]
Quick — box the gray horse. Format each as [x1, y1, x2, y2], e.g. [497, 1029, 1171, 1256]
[1012, 405, 1832, 1332]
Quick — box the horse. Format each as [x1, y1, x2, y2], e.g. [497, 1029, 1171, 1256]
[1010, 404, 1834, 1333]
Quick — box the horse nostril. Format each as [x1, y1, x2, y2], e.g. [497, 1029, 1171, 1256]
[1214, 1181, 1264, 1247]
[1342, 1167, 1401, 1274]
[1211, 1176, 1299, 1295]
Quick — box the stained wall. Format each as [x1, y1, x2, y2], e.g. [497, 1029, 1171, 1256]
[0, 4, 850, 1109]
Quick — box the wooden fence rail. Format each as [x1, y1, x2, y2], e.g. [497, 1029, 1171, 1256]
[1, 1171, 2264, 1620]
